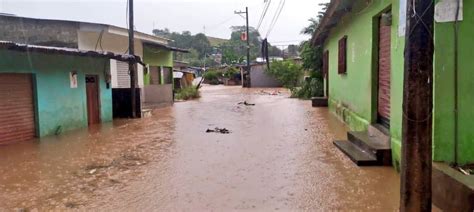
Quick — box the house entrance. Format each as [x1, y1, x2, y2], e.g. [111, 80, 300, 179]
[86, 75, 101, 125]
[377, 12, 392, 128]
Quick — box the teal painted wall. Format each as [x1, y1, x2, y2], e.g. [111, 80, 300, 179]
[323, 0, 405, 169]
[433, 0, 474, 165]
[142, 45, 173, 85]
[0, 49, 112, 137]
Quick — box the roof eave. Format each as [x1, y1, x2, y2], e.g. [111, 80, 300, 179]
[311, 0, 355, 46]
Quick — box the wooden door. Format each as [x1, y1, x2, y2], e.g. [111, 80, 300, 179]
[0, 73, 36, 144]
[86, 75, 100, 125]
[377, 14, 391, 127]
[150, 66, 161, 85]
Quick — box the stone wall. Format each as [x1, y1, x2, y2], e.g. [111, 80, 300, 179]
[0, 15, 79, 48]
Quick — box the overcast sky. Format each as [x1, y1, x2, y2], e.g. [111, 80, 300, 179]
[0, 0, 329, 46]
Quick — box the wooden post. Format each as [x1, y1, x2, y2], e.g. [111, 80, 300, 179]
[400, 0, 434, 211]
[128, 0, 137, 118]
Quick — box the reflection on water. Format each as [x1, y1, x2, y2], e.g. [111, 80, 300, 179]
[0, 85, 400, 211]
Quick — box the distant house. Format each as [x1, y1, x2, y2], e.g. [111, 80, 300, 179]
[0, 41, 141, 144]
[0, 14, 188, 117]
[241, 63, 281, 88]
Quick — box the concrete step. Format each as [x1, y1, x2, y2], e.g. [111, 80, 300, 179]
[368, 123, 390, 138]
[311, 97, 328, 107]
[333, 140, 379, 166]
[347, 131, 392, 166]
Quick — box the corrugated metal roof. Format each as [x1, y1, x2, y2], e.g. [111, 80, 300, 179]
[143, 42, 190, 53]
[0, 41, 145, 65]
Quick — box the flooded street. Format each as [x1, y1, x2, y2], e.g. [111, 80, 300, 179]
[0, 85, 400, 211]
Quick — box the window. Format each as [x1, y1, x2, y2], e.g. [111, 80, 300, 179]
[338, 36, 347, 74]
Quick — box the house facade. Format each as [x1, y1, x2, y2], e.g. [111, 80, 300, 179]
[0, 14, 186, 117]
[0, 41, 140, 144]
[313, 0, 473, 168]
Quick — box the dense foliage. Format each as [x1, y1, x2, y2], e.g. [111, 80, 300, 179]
[175, 86, 200, 100]
[153, 26, 284, 67]
[266, 60, 304, 93]
[294, 3, 329, 99]
[223, 67, 239, 79]
[203, 70, 220, 85]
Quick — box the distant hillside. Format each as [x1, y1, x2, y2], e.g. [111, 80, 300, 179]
[207, 36, 228, 47]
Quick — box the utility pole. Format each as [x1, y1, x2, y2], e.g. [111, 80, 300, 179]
[128, 0, 137, 118]
[400, 0, 434, 211]
[235, 7, 250, 87]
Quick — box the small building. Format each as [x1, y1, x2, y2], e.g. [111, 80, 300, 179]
[241, 63, 282, 88]
[0, 41, 140, 144]
[0, 14, 188, 117]
[313, 0, 473, 210]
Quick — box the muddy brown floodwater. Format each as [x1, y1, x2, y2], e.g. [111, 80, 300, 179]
[0, 85, 400, 211]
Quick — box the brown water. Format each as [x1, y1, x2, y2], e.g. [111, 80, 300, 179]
[0, 85, 400, 211]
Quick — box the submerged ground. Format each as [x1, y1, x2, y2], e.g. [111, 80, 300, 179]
[0, 85, 400, 211]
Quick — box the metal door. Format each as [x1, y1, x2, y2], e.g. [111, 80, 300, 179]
[0, 73, 36, 144]
[377, 14, 392, 127]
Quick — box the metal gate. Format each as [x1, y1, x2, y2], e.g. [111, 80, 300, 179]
[377, 14, 392, 127]
[0, 73, 36, 144]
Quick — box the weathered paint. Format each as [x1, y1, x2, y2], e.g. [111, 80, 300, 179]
[323, 0, 406, 168]
[142, 45, 173, 85]
[433, 0, 474, 165]
[0, 49, 112, 137]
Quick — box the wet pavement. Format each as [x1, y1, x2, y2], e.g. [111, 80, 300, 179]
[0, 85, 400, 211]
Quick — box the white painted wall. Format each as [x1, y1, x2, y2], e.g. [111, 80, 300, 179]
[77, 30, 145, 88]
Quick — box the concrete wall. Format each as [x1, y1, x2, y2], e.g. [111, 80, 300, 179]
[433, 0, 474, 165]
[0, 49, 112, 137]
[0, 15, 79, 48]
[250, 64, 282, 88]
[143, 84, 173, 104]
[323, 0, 405, 169]
[324, 0, 474, 167]
[78, 30, 145, 88]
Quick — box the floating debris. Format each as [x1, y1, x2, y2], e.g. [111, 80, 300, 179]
[257, 90, 281, 96]
[206, 127, 231, 134]
[238, 101, 256, 106]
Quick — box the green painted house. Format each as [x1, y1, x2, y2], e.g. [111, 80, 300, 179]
[0, 41, 141, 144]
[312, 0, 473, 168]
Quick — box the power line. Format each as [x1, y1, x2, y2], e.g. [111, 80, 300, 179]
[265, 0, 286, 38]
[256, 0, 272, 32]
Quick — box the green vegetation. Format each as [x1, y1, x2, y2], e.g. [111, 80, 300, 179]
[175, 86, 200, 100]
[207, 36, 228, 47]
[294, 3, 330, 99]
[266, 60, 304, 94]
[152, 26, 284, 67]
[203, 70, 220, 85]
[223, 67, 239, 79]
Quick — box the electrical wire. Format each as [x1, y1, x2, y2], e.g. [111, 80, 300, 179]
[256, 0, 272, 31]
[265, 0, 286, 38]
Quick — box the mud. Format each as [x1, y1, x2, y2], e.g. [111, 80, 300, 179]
[0, 85, 400, 211]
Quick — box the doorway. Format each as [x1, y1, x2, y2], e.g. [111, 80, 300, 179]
[86, 75, 101, 125]
[376, 11, 392, 128]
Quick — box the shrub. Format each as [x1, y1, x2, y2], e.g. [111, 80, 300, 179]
[203, 70, 220, 85]
[175, 86, 200, 100]
[223, 67, 239, 79]
[294, 77, 324, 99]
[266, 60, 304, 91]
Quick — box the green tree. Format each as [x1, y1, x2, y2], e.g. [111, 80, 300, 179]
[266, 60, 304, 92]
[192, 33, 211, 59]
